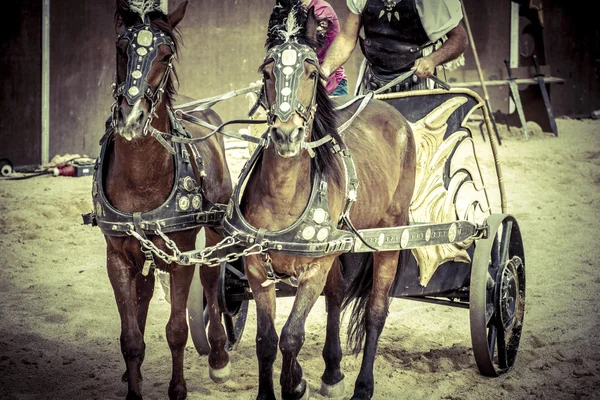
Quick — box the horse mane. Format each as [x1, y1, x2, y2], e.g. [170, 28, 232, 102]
[114, 1, 180, 107]
[266, 0, 344, 186]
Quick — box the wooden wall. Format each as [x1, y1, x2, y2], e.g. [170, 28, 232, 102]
[0, 1, 43, 166]
[48, 0, 115, 161]
[1, 0, 598, 165]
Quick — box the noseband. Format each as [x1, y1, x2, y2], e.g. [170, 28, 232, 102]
[263, 41, 319, 128]
[112, 24, 175, 134]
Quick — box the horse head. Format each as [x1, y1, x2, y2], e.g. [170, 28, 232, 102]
[112, 0, 188, 140]
[260, 1, 323, 158]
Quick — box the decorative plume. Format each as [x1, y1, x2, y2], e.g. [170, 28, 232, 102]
[266, 0, 315, 49]
[281, 9, 302, 42]
[129, 0, 162, 22]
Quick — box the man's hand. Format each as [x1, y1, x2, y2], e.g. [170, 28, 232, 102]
[411, 56, 436, 78]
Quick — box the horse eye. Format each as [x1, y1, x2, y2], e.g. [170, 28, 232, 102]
[262, 72, 270, 81]
[309, 71, 318, 80]
[161, 54, 172, 63]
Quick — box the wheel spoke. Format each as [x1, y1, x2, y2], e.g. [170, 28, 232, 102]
[225, 262, 245, 278]
[485, 302, 495, 326]
[496, 322, 508, 369]
[223, 314, 235, 351]
[499, 220, 513, 266]
[487, 323, 497, 361]
[491, 234, 500, 269]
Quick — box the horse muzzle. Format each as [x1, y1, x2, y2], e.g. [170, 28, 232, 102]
[115, 100, 149, 141]
[269, 125, 306, 158]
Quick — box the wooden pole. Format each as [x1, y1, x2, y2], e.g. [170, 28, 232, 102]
[461, 1, 503, 145]
[42, 0, 50, 164]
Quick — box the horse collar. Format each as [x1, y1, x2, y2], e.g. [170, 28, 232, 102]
[84, 110, 225, 237]
[222, 140, 359, 258]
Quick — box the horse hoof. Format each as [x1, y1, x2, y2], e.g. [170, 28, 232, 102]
[320, 378, 344, 398]
[290, 380, 309, 400]
[209, 361, 231, 383]
[299, 385, 310, 400]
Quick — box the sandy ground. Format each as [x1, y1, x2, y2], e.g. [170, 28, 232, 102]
[1, 117, 599, 400]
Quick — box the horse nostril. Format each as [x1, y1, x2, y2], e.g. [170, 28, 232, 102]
[291, 127, 304, 142]
[270, 127, 284, 142]
[135, 111, 145, 126]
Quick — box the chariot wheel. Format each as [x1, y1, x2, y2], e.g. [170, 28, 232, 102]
[470, 214, 526, 376]
[187, 264, 210, 355]
[187, 258, 249, 355]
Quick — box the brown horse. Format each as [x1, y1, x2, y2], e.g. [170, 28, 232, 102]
[232, 2, 416, 399]
[98, 1, 233, 399]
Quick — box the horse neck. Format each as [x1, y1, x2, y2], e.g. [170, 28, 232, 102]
[259, 146, 312, 205]
[112, 100, 174, 189]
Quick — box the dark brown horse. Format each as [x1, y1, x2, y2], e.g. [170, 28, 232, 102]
[99, 1, 233, 399]
[235, 2, 416, 399]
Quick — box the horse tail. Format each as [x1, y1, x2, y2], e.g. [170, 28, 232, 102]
[340, 253, 374, 355]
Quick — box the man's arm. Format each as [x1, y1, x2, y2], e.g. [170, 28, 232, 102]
[320, 10, 362, 78]
[412, 21, 468, 78]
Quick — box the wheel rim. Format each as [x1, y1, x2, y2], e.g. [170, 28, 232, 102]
[187, 264, 211, 355]
[470, 214, 526, 376]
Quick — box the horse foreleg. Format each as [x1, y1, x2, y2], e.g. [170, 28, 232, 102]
[107, 251, 145, 400]
[351, 251, 399, 400]
[135, 272, 156, 336]
[280, 260, 332, 400]
[202, 228, 231, 382]
[118, 272, 156, 383]
[320, 258, 345, 397]
[246, 254, 278, 400]
[166, 264, 194, 400]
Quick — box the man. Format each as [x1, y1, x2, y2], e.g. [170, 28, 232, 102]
[302, 0, 349, 95]
[320, 0, 468, 94]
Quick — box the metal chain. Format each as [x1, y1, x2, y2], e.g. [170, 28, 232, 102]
[154, 225, 182, 258]
[125, 225, 175, 264]
[126, 225, 268, 267]
[197, 242, 265, 267]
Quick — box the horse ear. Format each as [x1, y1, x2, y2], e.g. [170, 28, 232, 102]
[168, 0, 188, 29]
[305, 6, 319, 46]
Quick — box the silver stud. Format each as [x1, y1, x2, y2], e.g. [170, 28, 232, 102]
[448, 223, 457, 242]
[317, 228, 329, 242]
[192, 195, 202, 210]
[313, 208, 326, 224]
[302, 226, 315, 240]
[137, 30, 153, 46]
[128, 87, 139, 97]
[401, 229, 409, 248]
[178, 196, 190, 211]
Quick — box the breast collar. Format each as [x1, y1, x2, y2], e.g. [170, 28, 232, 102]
[86, 110, 225, 237]
[222, 134, 359, 257]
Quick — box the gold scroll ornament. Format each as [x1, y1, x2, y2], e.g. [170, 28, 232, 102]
[409, 96, 491, 286]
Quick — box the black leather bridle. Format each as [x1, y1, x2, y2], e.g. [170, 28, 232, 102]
[111, 23, 175, 136]
[262, 40, 320, 128]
